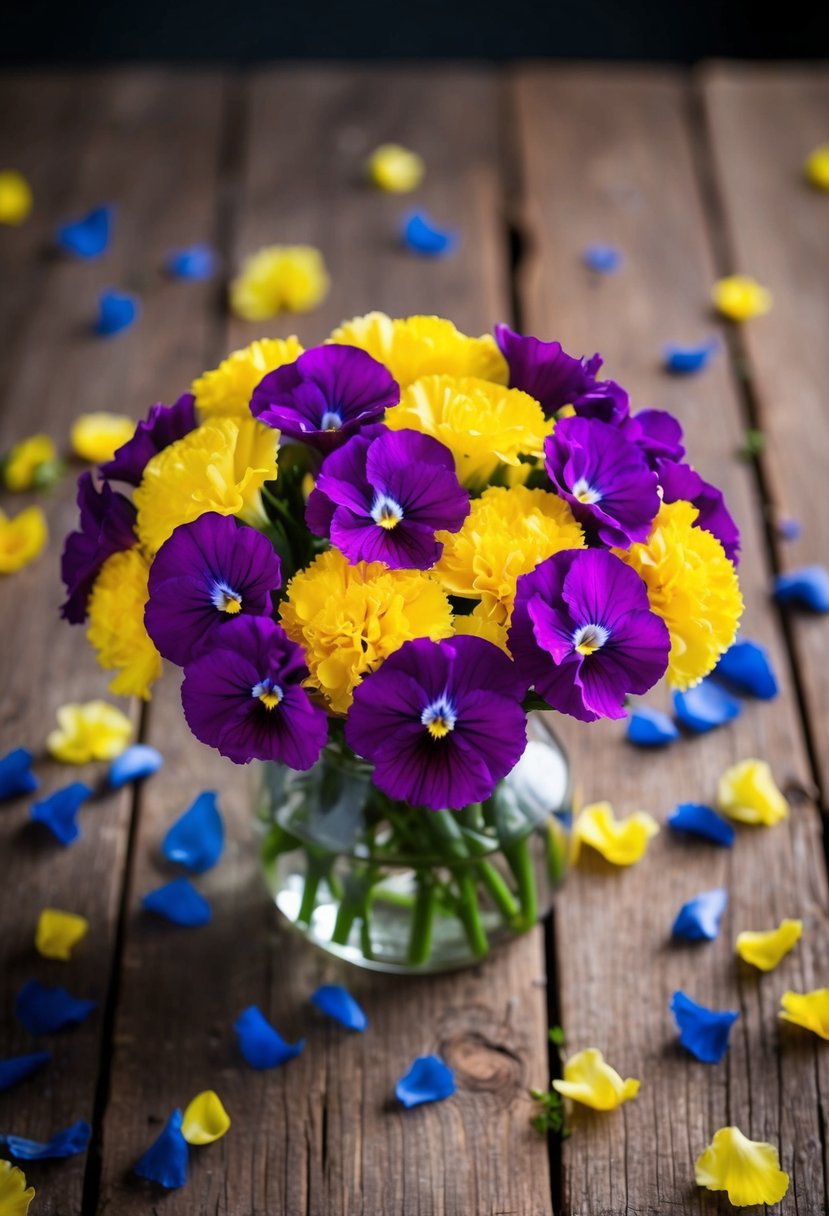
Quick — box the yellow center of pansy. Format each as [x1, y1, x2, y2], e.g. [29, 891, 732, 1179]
[573, 624, 608, 656]
[371, 494, 404, 530]
[253, 680, 282, 711]
[422, 698, 457, 740]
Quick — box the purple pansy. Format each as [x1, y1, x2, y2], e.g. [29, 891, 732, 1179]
[181, 616, 328, 767]
[344, 636, 528, 811]
[494, 325, 629, 424]
[145, 513, 281, 666]
[622, 409, 685, 468]
[509, 549, 670, 723]
[101, 393, 196, 485]
[306, 426, 469, 569]
[250, 345, 399, 453]
[658, 459, 741, 564]
[60, 472, 137, 624]
[544, 415, 660, 547]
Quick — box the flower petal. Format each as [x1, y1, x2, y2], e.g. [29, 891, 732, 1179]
[670, 991, 739, 1063]
[737, 919, 802, 971]
[166, 244, 216, 280]
[47, 700, 133, 765]
[552, 1047, 639, 1111]
[711, 275, 773, 321]
[573, 801, 659, 866]
[366, 144, 424, 193]
[717, 758, 788, 825]
[108, 745, 164, 789]
[30, 783, 92, 846]
[0, 1052, 51, 1093]
[401, 211, 457, 257]
[141, 879, 211, 927]
[625, 706, 679, 747]
[0, 1121, 91, 1161]
[233, 1005, 305, 1069]
[0, 748, 37, 801]
[779, 988, 829, 1039]
[0, 170, 33, 225]
[35, 908, 89, 961]
[0, 1159, 35, 1213]
[672, 888, 728, 942]
[56, 205, 112, 258]
[95, 290, 139, 337]
[673, 679, 742, 733]
[773, 565, 829, 613]
[133, 1110, 188, 1189]
[714, 638, 778, 699]
[582, 244, 622, 273]
[181, 1091, 230, 1146]
[395, 1056, 456, 1109]
[14, 981, 96, 1036]
[667, 802, 735, 847]
[310, 985, 368, 1032]
[161, 791, 224, 874]
[695, 1126, 789, 1205]
[663, 339, 718, 374]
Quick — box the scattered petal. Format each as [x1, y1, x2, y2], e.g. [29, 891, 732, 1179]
[3, 434, 59, 492]
[0, 1121, 91, 1161]
[234, 1006, 305, 1069]
[776, 516, 801, 541]
[56, 205, 112, 258]
[626, 706, 679, 747]
[141, 878, 211, 927]
[582, 244, 622, 273]
[230, 245, 328, 321]
[663, 339, 719, 374]
[181, 1091, 230, 1145]
[108, 744, 163, 789]
[94, 291, 139, 337]
[366, 144, 424, 193]
[46, 700, 133, 764]
[717, 758, 788, 826]
[805, 144, 829, 191]
[712, 274, 772, 321]
[667, 802, 735, 847]
[14, 981, 96, 1035]
[395, 1056, 456, 1109]
[166, 244, 216, 280]
[133, 1109, 188, 1189]
[737, 919, 802, 971]
[715, 638, 778, 699]
[0, 171, 33, 225]
[401, 211, 457, 257]
[670, 991, 739, 1063]
[673, 679, 742, 733]
[0, 748, 37, 801]
[71, 412, 136, 464]
[552, 1048, 639, 1111]
[572, 801, 659, 866]
[0, 1053, 51, 1093]
[779, 988, 829, 1039]
[773, 565, 829, 613]
[0, 1159, 35, 1213]
[695, 1126, 789, 1206]
[310, 985, 368, 1032]
[672, 888, 728, 942]
[35, 908, 89, 961]
[161, 791, 224, 873]
[0, 507, 48, 573]
[30, 783, 93, 846]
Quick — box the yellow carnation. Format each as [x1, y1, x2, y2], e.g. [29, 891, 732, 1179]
[71, 412, 136, 464]
[47, 699, 133, 764]
[0, 506, 47, 573]
[615, 500, 742, 689]
[230, 245, 328, 321]
[87, 548, 162, 699]
[0, 1159, 35, 1214]
[452, 610, 510, 653]
[366, 144, 424, 193]
[192, 336, 303, 419]
[280, 548, 453, 713]
[329, 313, 507, 389]
[4, 433, 58, 491]
[134, 416, 278, 552]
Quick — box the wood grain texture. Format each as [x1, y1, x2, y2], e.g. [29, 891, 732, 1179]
[513, 65, 829, 1215]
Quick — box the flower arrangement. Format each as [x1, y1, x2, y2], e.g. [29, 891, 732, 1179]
[61, 313, 743, 969]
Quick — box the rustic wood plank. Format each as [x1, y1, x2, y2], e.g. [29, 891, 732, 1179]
[96, 66, 554, 1216]
[513, 65, 829, 1215]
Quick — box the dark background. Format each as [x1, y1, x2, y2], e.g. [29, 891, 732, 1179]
[3, 0, 828, 63]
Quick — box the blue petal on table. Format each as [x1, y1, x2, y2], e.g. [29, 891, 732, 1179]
[673, 680, 741, 733]
[161, 791, 224, 873]
[663, 339, 719, 374]
[401, 211, 458, 257]
[166, 244, 216, 280]
[667, 802, 735, 847]
[30, 782, 93, 846]
[108, 744, 163, 790]
[670, 991, 739, 1063]
[773, 565, 829, 613]
[310, 984, 368, 1032]
[395, 1055, 456, 1109]
[714, 638, 778, 699]
[777, 517, 801, 541]
[234, 1005, 305, 1069]
[134, 1109, 188, 1189]
[15, 981, 97, 1035]
[0, 1120, 91, 1160]
[95, 289, 139, 337]
[626, 706, 679, 747]
[0, 1051, 51, 1092]
[672, 888, 728, 942]
[56, 205, 113, 258]
[141, 878, 211, 926]
[582, 244, 622, 273]
[0, 747, 38, 801]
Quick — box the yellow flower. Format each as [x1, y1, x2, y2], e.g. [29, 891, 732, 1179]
[366, 143, 425, 192]
[616, 500, 742, 689]
[230, 245, 328, 320]
[779, 988, 829, 1040]
[435, 485, 584, 629]
[329, 313, 507, 389]
[712, 275, 773, 322]
[280, 548, 453, 713]
[695, 1126, 789, 1206]
[0, 506, 47, 573]
[0, 1158, 35, 1215]
[35, 907, 89, 961]
[182, 1090, 231, 1145]
[4, 433, 58, 491]
[87, 549, 162, 700]
[192, 336, 304, 419]
[46, 699, 133, 764]
[736, 918, 802, 971]
[552, 1048, 640, 1111]
[134, 416, 278, 552]
[805, 145, 829, 191]
[572, 801, 659, 866]
[71, 412, 136, 464]
[452, 610, 509, 653]
[717, 758, 788, 825]
[0, 170, 33, 226]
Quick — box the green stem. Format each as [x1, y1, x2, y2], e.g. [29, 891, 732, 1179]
[455, 869, 489, 959]
[331, 898, 359, 945]
[503, 836, 538, 931]
[476, 859, 520, 925]
[546, 819, 568, 886]
[407, 874, 437, 966]
[297, 856, 325, 927]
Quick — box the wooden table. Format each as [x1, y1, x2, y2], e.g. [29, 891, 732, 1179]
[1, 63, 827, 1216]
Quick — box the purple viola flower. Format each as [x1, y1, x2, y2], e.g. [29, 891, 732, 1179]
[622, 409, 685, 468]
[60, 472, 137, 624]
[101, 392, 196, 485]
[181, 616, 329, 767]
[509, 549, 670, 723]
[494, 324, 629, 424]
[250, 345, 399, 453]
[306, 426, 469, 569]
[658, 459, 741, 564]
[345, 636, 528, 811]
[544, 415, 660, 547]
[145, 513, 281, 666]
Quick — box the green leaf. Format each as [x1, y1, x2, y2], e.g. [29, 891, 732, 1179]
[548, 1025, 565, 1046]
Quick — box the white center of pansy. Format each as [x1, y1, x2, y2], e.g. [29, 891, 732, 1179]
[421, 695, 457, 740]
[371, 493, 404, 531]
[320, 410, 343, 432]
[252, 678, 283, 710]
[571, 477, 602, 505]
[572, 623, 610, 657]
[211, 580, 243, 615]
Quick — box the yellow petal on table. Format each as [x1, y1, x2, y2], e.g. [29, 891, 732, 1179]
[717, 758, 788, 826]
[71, 412, 135, 465]
[182, 1090, 231, 1145]
[366, 144, 424, 193]
[805, 144, 829, 191]
[572, 801, 659, 866]
[0, 1158, 35, 1215]
[712, 275, 772, 321]
[695, 1126, 789, 1206]
[46, 700, 133, 764]
[4, 433, 58, 492]
[229, 245, 329, 321]
[779, 988, 829, 1040]
[736, 918, 802, 972]
[0, 507, 47, 574]
[35, 908, 89, 961]
[552, 1048, 640, 1111]
[0, 171, 33, 226]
